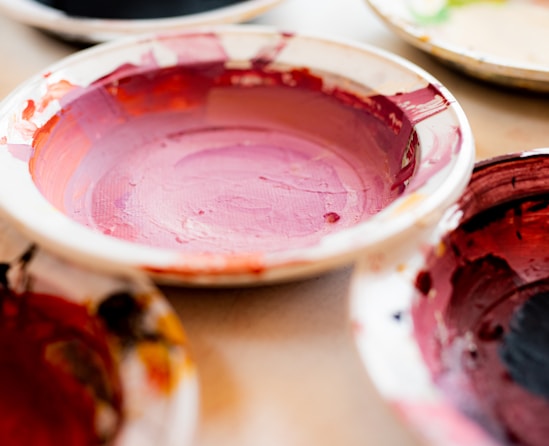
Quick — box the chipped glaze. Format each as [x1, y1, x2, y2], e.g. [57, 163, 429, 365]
[0, 27, 473, 285]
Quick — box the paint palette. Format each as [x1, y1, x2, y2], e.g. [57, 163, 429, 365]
[0, 0, 283, 43]
[351, 149, 549, 446]
[0, 27, 474, 285]
[0, 217, 198, 445]
[365, 0, 549, 91]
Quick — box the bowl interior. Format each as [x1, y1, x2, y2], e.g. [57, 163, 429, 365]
[413, 151, 549, 445]
[30, 52, 416, 255]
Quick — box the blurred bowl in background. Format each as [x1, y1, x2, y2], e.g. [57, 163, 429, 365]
[0, 0, 284, 42]
[351, 149, 549, 446]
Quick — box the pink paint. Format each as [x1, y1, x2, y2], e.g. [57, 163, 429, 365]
[24, 34, 451, 255]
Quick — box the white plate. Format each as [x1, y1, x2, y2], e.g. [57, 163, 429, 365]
[365, 0, 549, 91]
[0, 0, 283, 42]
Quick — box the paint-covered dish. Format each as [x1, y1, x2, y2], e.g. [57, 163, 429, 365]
[365, 0, 549, 91]
[0, 0, 283, 43]
[0, 217, 198, 445]
[0, 27, 474, 286]
[351, 149, 549, 446]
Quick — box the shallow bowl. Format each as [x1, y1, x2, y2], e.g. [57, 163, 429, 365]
[0, 26, 474, 285]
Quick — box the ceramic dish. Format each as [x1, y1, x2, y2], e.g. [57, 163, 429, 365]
[351, 149, 549, 446]
[0, 0, 283, 43]
[0, 217, 198, 445]
[0, 26, 474, 286]
[365, 0, 549, 92]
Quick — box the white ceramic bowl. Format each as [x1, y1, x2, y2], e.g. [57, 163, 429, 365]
[351, 149, 549, 446]
[0, 26, 474, 286]
[0, 217, 198, 445]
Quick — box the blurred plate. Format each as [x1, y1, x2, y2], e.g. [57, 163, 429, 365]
[0, 0, 283, 42]
[0, 217, 198, 445]
[365, 0, 549, 91]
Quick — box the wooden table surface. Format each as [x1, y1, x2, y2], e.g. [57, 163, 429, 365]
[1, 0, 548, 445]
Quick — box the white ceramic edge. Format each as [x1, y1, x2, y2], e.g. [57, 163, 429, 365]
[0, 0, 284, 42]
[0, 25, 475, 285]
[365, 0, 549, 91]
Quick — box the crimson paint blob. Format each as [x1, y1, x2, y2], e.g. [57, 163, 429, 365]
[30, 58, 418, 254]
[413, 153, 549, 446]
[0, 288, 122, 446]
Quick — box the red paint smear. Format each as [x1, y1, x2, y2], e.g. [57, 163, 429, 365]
[22, 100, 36, 121]
[0, 290, 122, 446]
[144, 252, 266, 277]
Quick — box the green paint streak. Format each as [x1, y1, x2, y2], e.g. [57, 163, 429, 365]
[413, 0, 507, 25]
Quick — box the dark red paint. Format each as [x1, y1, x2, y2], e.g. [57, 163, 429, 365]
[0, 289, 122, 446]
[412, 153, 549, 446]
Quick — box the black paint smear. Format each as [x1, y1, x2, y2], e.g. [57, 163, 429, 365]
[96, 292, 145, 348]
[500, 291, 549, 400]
[35, 0, 244, 19]
[460, 193, 549, 234]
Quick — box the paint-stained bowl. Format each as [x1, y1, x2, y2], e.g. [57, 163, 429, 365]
[0, 27, 474, 286]
[351, 149, 549, 446]
[0, 0, 284, 43]
[0, 217, 197, 445]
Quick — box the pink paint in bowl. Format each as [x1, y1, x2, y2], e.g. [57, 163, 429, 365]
[0, 28, 474, 285]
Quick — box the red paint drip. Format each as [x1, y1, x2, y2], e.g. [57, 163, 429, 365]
[0, 289, 122, 446]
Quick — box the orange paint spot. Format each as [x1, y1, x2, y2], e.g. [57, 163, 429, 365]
[137, 342, 177, 395]
[39, 79, 77, 111]
[157, 312, 187, 346]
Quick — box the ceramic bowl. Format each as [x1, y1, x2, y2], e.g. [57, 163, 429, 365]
[0, 26, 474, 286]
[0, 217, 198, 445]
[351, 149, 549, 446]
[0, 0, 283, 42]
[365, 0, 549, 92]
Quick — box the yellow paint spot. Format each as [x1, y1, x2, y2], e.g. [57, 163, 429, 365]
[435, 241, 446, 257]
[157, 312, 188, 346]
[393, 193, 426, 214]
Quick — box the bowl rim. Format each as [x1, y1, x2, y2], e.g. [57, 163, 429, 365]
[0, 25, 475, 286]
[0, 0, 285, 43]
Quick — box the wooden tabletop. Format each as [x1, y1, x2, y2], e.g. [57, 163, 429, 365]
[1, 0, 548, 445]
